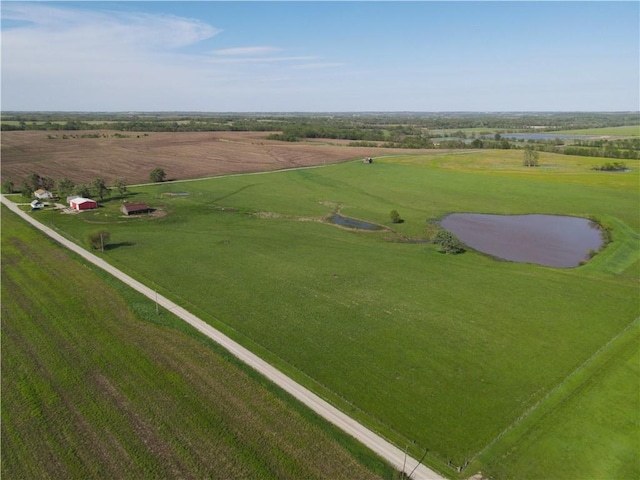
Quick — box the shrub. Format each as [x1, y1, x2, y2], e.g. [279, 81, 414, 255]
[433, 230, 465, 254]
[390, 210, 403, 224]
[591, 161, 627, 171]
[86, 230, 110, 251]
[150, 167, 167, 183]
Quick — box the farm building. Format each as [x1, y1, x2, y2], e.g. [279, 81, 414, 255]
[69, 197, 98, 211]
[34, 189, 54, 200]
[121, 202, 151, 216]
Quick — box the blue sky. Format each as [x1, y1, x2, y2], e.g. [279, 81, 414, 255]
[2, 1, 638, 112]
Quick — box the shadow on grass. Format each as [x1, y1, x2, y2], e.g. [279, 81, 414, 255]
[105, 241, 135, 251]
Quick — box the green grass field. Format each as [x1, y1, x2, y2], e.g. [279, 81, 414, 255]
[553, 125, 640, 136]
[434, 125, 640, 137]
[1, 207, 394, 479]
[474, 318, 639, 479]
[16, 149, 640, 477]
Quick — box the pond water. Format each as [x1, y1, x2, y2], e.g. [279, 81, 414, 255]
[482, 133, 598, 141]
[330, 214, 383, 230]
[439, 214, 604, 267]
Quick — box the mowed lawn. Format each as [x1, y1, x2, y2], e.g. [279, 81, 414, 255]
[1, 207, 393, 480]
[24, 150, 640, 476]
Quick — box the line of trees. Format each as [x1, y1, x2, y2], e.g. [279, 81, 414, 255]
[1, 172, 130, 201]
[3, 112, 638, 134]
[3, 166, 166, 198]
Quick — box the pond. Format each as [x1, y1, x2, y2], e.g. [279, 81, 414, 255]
[330, 214, 383, 230]
[439, 214, 604, 267]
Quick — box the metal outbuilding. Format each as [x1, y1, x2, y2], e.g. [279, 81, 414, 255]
[70, 197, 98, 211]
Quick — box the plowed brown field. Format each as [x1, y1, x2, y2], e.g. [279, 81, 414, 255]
[1, 130, 437, 185]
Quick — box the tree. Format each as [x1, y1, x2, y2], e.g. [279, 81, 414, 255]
[150, 167, 167, 183]
[523, 146, 540, 167]
[41, 176, 55, 191]
[2, 178, 14, 194]
[113, 178, 127, 197]
[433, 230, 465, 254]
[390, 210, 403, 224]
[57, 178, 75, 198]
[86, 230, 110, 252]
[92, 177, 111, 201]
[73, 184, 91, 198]
[28, 172, 42, 191]
[20, 181, 33, 199]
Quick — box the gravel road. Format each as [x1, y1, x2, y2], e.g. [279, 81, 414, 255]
[1, 195, 446, 480]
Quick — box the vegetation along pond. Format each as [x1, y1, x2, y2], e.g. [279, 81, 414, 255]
[440, 214, 604, 267]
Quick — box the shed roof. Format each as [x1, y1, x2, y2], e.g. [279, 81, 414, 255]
[122, 202, 149, 213]
[72, 197, 97, 205]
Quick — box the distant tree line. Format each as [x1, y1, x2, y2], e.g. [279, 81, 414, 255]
[3, 111, 638, 133]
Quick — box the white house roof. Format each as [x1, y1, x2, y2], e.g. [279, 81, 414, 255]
[72, 197, 96, 204]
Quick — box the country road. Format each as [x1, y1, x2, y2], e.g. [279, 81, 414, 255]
[1, 195, 446, 480]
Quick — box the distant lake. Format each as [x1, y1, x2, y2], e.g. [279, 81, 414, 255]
[482, 133, 598, 141]
[435, 133, 599, 143]
[440, 213, 604, 268]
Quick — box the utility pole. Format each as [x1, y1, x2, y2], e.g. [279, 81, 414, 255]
[402, 445, 408, 479]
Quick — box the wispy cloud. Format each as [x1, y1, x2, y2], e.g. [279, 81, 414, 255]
[0, 3, 338, 110]
[2, 3, 220, 51]
[212, 46, 282, 56]
[0, 3, 354, 111]
[291, 62, 345, 70]
[206, 56, 317, 65]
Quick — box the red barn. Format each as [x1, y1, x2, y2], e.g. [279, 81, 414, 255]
[70, 197, 98, 211]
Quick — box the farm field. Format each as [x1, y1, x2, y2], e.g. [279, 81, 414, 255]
[0, 130, 435, 185]
[18, 148, 639, 478]
[1, 206, 395, 479]
[553, 125, 640, 137]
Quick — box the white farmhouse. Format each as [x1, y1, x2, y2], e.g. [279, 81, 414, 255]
[34, 189, 54, 200]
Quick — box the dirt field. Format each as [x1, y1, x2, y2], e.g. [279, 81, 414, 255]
[1, 130, 436, 185]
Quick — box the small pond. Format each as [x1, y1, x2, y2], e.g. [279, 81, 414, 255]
[439, 214, 604, 267]
[330, 214, 383, 231]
